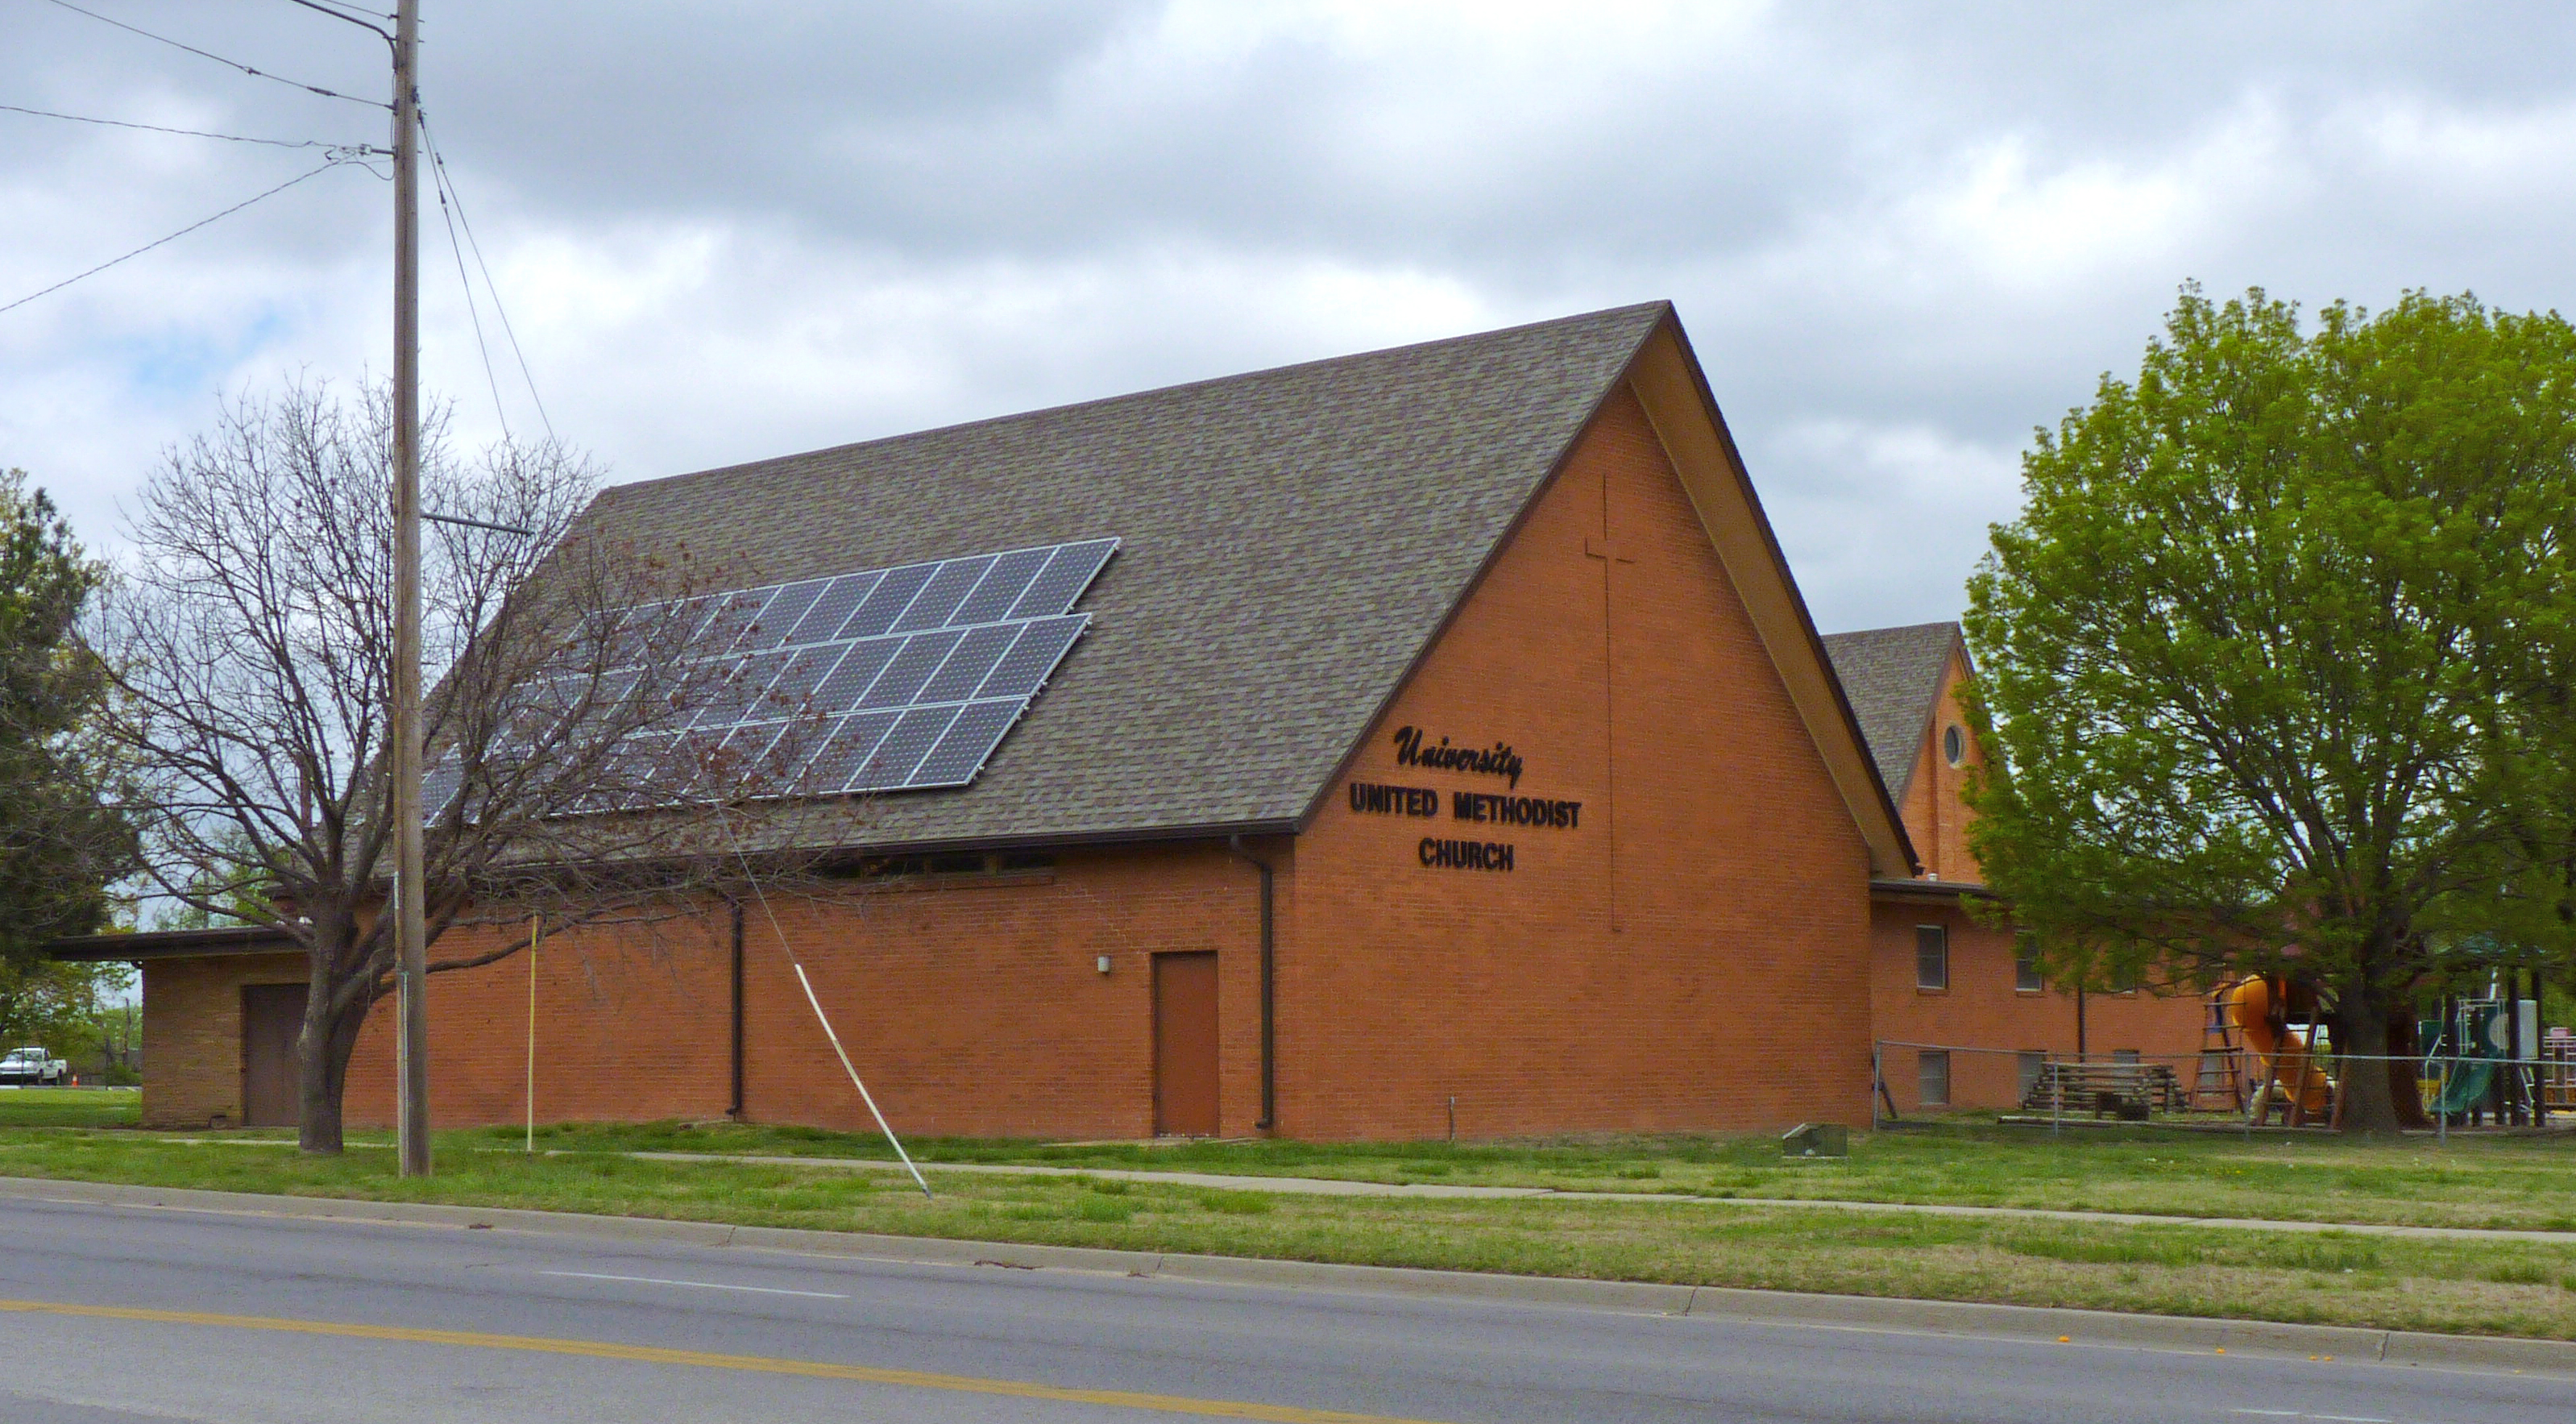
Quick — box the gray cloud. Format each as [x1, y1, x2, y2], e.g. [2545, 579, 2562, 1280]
[6, 1, 2574, 632]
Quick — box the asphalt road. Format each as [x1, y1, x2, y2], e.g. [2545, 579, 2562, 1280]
[0, 1195, 2562, 1423]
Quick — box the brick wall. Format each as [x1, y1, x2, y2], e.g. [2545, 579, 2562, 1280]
[139, 952, 305, 1128]
[1898, 648, 1981, 882]
[1285, 384, 1877, 1137]
[334, 841, 1266, 1139]
[1870, 898, 2210, 1113]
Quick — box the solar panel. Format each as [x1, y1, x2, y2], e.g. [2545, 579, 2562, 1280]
[859, 628, 965, 708]
[948, 546, 1052, 624]
[850, 705, 960, 790]
[839, 563, 939, 640]
[890, 554, 995, 632]
[685, 647, 794, 729]
[562, 538, 1114, 808]
[799, 710, 898, 791]
[1009, 539, 1116, 618]
[810, 639, 897, 709]
[975, 617, 1085, 700]
[915, 623, 1019, 703]
[762, 643, 847, 712]
[909, 698, 1025, 787]
[738, 578, 829, 650]
[786, 571, 877, 644]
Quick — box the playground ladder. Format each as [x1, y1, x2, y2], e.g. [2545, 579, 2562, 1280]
[2192, 989, 2248, 1112]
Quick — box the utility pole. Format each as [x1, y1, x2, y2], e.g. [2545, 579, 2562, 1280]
[391, 0, 431, 1178]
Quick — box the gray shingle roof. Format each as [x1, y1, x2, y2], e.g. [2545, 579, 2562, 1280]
[565, 303, 1671, 853]
[1819, 621, 1962, 803]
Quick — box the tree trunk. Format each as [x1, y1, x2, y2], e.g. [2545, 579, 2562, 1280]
[2382, 1012, 2431, 1131]
[2334, 992, 2404, 1135]
[297, 982, 374, 1155]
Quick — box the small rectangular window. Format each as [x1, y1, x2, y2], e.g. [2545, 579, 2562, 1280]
[1918, 1049, 1952, 1107]
[2014, 937, 2043, 993]
[2018, 1050, 2047, 1098]
[1914, 925, 1948, 991]
[2113, 1048, 2141, 1065]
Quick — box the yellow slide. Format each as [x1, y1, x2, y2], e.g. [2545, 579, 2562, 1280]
[2228, 975, 2332, 1123]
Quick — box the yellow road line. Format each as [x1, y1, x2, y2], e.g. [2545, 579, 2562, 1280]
[0, 1296, 1448, 1422]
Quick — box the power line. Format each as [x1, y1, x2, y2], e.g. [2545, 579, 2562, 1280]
[280, 0, 396, 31]
[0, 157, 358, 318]
[0, 101, 380, 152]
[40, 0, 389, 110]
[429, 143, 513, 444]
[420, 112, 556, 443]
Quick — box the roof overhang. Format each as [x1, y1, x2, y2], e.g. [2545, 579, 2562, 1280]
[47, 925, 298, 962]
[1869, 877, 2000, 904]
[1625, 318, 1920, 878]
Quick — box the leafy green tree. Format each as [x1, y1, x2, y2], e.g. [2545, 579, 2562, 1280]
[1964, 287, 2576, 1133]
[0, 469, 135, 965]
[0, 957, 132, 1069]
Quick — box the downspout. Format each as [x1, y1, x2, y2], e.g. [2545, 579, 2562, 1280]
[728, 898, 746, 1120]
[1226, 835, 1276, 1131]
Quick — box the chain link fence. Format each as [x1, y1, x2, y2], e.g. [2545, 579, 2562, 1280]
[1872, 1039, 2564, 1134]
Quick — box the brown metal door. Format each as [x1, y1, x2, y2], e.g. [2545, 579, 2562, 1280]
[1152, 952, 1219, 1137]
[240, 984, 306, 1128]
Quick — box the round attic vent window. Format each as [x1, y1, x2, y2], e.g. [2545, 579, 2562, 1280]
[1943, 724, 1965, 767]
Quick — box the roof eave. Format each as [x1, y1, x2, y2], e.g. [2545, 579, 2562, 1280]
[1869, 877, 2001, 903]
[48, 925, 299, 961]
[1626, 317, 1921, 878]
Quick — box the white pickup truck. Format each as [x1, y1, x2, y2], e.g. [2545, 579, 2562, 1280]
[0, 1046, 68, 1086]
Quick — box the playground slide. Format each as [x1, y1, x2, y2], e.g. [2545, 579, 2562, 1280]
[2227, 976, 2332, 1121]
[2420, 1056, 2495, 1117]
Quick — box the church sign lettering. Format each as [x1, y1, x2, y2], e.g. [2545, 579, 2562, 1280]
[1391, 726, 1524, 788]
[1349, 728, 1581, 871]
[1419, 838, 1512, 871]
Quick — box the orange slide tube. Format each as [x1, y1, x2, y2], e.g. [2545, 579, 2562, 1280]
[2228, 975, 2332, 1121]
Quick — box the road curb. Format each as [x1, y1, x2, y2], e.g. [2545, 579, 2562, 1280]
[3, 1174, 2570, 1378]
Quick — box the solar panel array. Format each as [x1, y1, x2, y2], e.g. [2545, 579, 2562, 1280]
[427, 538, 1115, 819]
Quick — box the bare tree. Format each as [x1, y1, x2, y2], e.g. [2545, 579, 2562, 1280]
[100, 380, 835, 1152]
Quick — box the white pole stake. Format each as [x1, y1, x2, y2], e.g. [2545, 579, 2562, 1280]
[792, 962, 931, 1198]
[525, 914, 540, 1155]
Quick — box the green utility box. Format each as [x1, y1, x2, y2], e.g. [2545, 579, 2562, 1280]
[1780, 1123, 1848, 1158]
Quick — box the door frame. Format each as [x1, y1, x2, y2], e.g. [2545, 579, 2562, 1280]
[1151, 950, 1221, 1138]
[239, 982, 308, 1128]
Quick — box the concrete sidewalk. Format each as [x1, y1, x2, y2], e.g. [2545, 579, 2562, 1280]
[618, 1148, 2576, 1243]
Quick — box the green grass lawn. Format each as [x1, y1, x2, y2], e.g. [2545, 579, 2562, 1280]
[0, 1125, 2572, 1342]
[0, 1087, 138, 1129]
[6, 1093, 2567, 1231]
[438, 1116, 2576, 1231]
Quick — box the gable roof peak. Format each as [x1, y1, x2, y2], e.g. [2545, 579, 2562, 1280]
[1819, 621, 1966, 802]
[557, 301, 1676, 855]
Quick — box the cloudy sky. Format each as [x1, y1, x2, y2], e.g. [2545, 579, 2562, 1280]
[4, 2, 2572, 632]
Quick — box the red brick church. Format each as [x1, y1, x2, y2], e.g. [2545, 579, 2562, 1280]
[67, 303, 2203, 1138]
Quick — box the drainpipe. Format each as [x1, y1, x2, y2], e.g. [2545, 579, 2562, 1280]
[1226, 835, 1277, 1131]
